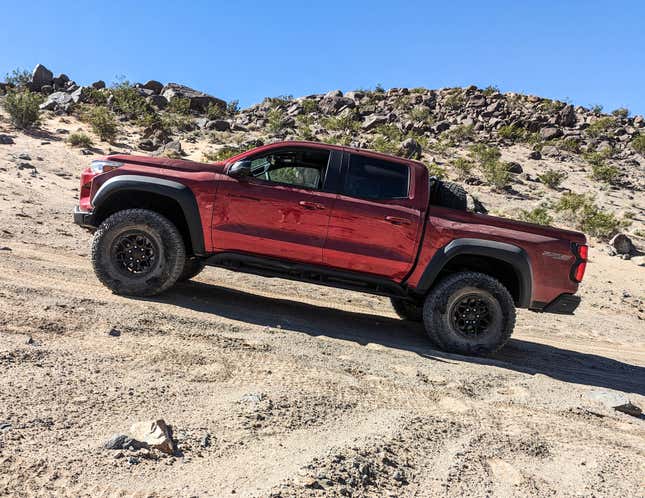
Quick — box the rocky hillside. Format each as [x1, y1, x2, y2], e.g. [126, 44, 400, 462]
[1, 64, 644, 255]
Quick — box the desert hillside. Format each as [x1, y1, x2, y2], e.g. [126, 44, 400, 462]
[0, 65, 643, 497]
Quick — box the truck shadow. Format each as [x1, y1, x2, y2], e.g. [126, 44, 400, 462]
[150, 280, 645, 396]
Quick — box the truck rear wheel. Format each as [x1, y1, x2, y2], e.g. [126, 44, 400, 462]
[91, 209, 186, 296]
[390, 297, 423, 322]
[423, 272, 515, 355]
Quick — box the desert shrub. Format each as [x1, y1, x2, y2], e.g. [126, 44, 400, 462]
[482, 85, 499, 96]
[584, 148, 613, 166]
[591, 162, 620, 183]
[267, 108, 287, 133]
[85, 106, 118, 142]
[498, 124, 525, 141]
[555, 193, 625, 239]
[538, 169, 567, 188]
[469, 143, 501, 165]
[2, 90, 43, 129]
[301, 98, 317, 114]
[323, 112, 360, 132]
[85, 88, 108, 105]
[167, 97, 191, 115]
[203, 145, 243, 162]
[111, 81, 149, 119]
[452, 157, 475, 179]
[442, 124, 474, 144]
[630, 133, 645, 155]
[611, 107, 629, 118]
[444, 90, 465, 110]
[67, 132, 93, 148]
[5, 68, 31, 88]
[227, 100, 240, 115]
[370, 135, 399, 154]
[590, 104, 604, 114]
[518, 204, 553, 225]
[266, 95, 293, 106]
[409, 105, 432, 122]
[206, 102, 227, 120]
[481, 160, 511, 190]
[558, 137, 581, 153]
[539, 99, 564, 113]
[374, 83, 385, 93]
[586, 117, 616, 138]
[426, 162, 446, 179]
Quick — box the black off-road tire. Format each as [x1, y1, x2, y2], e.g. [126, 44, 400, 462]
[423, 272, 516, 355]
[178, 257, 206, 282]
[390, 297, 423, 322]
[434, 181, 467, 210]
[91, 209, 186, 296]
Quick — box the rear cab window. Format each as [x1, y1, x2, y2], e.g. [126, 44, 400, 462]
[343, 154, 410, 200]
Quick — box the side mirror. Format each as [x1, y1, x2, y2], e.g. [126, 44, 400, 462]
[228, 160, 252, 178]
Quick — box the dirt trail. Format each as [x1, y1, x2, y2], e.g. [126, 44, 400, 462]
[0, 117, 644, 497]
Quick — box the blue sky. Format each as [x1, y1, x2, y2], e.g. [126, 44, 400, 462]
[1, 1, 644, 115]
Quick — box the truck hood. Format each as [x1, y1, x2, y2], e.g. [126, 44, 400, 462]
[106, 154, 227, 174]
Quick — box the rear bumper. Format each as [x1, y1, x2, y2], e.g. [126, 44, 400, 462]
[541, 293, 581, 315]
[73, 206, 96, 229]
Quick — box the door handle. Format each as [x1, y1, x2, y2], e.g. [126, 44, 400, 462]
[385, 216, 411, 225]
[299, 201, 326, 210]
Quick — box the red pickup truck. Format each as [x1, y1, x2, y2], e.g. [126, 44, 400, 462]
[74, 141, 587, 355]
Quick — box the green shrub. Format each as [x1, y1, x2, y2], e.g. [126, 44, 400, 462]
[5, 68, 31, 88]
[591, 162, 620, 183]
[590, 104, 603, 114]
[482, 160, 511, 190]
[426, 162, 446, 179]
[206, 102, 227, 120]
[227, 100, 240, 115]
[323, 112, 360, 132]
[85, 106, 118, 142]
[203, 145, 242, 162]
[611, 107, 629, 118]
[482, 85, 499, 96]
[586, 117, 616, 138]
[409, 106, 432, 123]
[267, 108, 287, 134]
[111, 81, 149, 119]
[538, 169, 567, 188]
[498, 124, 525, 141]
[301, 98, 317, 114]
[67, 132, 93, 148]
[370, 135, 399, 154]
[558, 137, 581, 153]
[539, 99, 564, 113]
[2, 90, 43, 129]
[85, 88, 108, 105]
[584, 148, 613, 166]
[266, 95, 293, 106]
[518, 205, 553, 225]
[631, 133, 645, 155]
[442, 124, 474, 144]
[452, 157, 475, 179]
[469, 143, 501, 165]
[555, 193, 626, 239]
[167, 97, 191, 115]
[444, 90, 466, 110]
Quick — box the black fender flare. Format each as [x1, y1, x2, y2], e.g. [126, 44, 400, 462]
[92, 175, 205, 255]
[413, 238, 533, 307]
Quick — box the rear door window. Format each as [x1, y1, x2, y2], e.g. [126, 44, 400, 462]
[343, 154, 410, 199]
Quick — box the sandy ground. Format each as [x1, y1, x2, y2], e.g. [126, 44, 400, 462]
[0, 115, 644, 497]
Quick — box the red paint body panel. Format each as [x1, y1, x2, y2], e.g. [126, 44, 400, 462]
[77, 142, 587, 308]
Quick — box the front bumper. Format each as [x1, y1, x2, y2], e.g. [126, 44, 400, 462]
[542, 293, 581, 315]
[73, 206, 96, 229]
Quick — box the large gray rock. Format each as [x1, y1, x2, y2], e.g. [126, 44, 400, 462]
[91, 80, 106, 89]
[558, 104, 576, 127]
[361, 115, 388, 131]
[39, 92, 74, 112]
[142, 80, 163, 94]
[609, 233, 634, 255]
[399, 138, 422, 159]
[587, 390, 642, 417]
[30, 64, 53, 91]
[160, 83, 225, 113]
[0, 134, 14, 145]
[318, 96, 354, 115]
[540, 127, 563, 140]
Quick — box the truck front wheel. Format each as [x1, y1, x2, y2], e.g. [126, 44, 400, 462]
[423, 272, 516, 355]
[91, 209, 186, 296]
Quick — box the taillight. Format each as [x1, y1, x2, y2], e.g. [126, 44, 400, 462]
[571, 244, 588, 282]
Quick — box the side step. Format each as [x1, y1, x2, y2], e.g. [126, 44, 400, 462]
[204, 252, 407, 298]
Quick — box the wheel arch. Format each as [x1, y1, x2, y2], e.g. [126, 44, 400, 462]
[413, 238, 532, 307]
[91, 175, 205, 256]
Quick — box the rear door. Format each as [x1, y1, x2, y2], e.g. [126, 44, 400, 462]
[211, 146, 340, 264]
[323, 152, 422, 281]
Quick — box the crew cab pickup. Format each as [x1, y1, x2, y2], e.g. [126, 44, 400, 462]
[74, 141, 587, 355]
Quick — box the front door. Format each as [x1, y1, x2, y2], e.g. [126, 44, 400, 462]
[323, 153, 422, 281]
[212, 147, 338, 264]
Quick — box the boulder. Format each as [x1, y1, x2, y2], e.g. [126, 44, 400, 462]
[528, 150, 542, 160]
[40, 85, 53, 95]
[0, 134, 15, 145]
[609, 234, 634, 255]
[318, 96, 354, 115]
[39, 92, 74, 112]
[129, 419, 176, 455]
[52, 74, 69, 91]
[147, 94, 168, 110]
[557, 104, 576, 127]
[587, 390, 642, 417]
[30, 64, 53, 91]
[91, 80, 106, 90]
[142, 80, 163, 94]
[507, 161, 523, 173]
[205, 119, 231, 132]
[361, 115, 388, 131]
[160, 83, 226, 113]
[539, 127, 563, 140]
[399, 138, 422, 159]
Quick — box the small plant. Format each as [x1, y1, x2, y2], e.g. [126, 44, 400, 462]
[266, 94, 293, 106]
[584, 147, 613, 166]
[498, 124, 525, 141]
[5, 68, 31, 88]
[481, 160, 511, 190]
[591, 162, 620, 183]
[206, 102, 227, 120]
[323, 112, 360, 133]
[518, 204, 553, 225]
[227, 100, 240, 115]
[67, 132, 93, 148]
[555, 193, 626, 239]
[370, 135, 399, 154]
[267, 108, 287, 134]
[2, 90, 43, 129]
[586, 117, 616, 138]
[630, 133, 645, 155]
[301, 98, 318, 114]
[482, 85, 499, 96]
[611, 107, 629, 118]
[374, 83, 385, 93]
[167, 97, 191, 115]
[111, 80, 149, 119]
[409, 106, 432, 123]
[85, 106, 118, 142]
[469, 143, 501, 165]
[558, 137, 581, 153]
[426, 162, 446, 179]
[444, 90, 466, 110]
[538, 169, 566, 188]
[452, 157, 475, 179]
[442, 124, 474, 144]
[590, 104, 604, 114]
